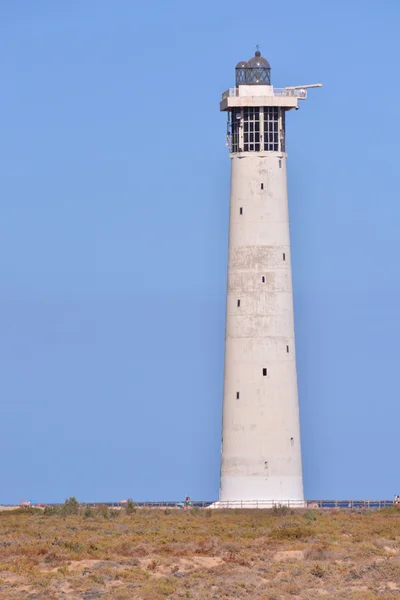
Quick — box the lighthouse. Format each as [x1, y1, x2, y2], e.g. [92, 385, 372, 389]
[216, 50, 321, 508]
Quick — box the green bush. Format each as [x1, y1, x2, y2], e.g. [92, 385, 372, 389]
[44, 505, 62, 517]
[61, 497, 79, 517]
[83, 505, 94, 519]
[97, 504, 110, 519]
[126, 499, 136, 515]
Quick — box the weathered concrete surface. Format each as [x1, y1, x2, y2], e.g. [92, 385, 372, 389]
[220, 152, 304, 503]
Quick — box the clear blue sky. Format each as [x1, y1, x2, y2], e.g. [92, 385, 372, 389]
[0, 0, 399, 504]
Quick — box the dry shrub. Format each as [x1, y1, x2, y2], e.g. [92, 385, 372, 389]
[104, 588, 137, 599]
[117, 566, 148, 582]
[304, 542, 332, 561]
[346, 567, 362, 580]
[147, 559, 158, 571]
[140, 578, 176, 599]
[43, 551, 65, 563]
[219, 542, 241, 554]
[128, 544, 150, 557]
[140, 593, 164, 600]
[269, 525, 312, 541]
[195, 537, 217, 555]
[57, 565, 68, 575]
[17, 544, 48, 558]
[222, 541, 251, 565]
[63, 539, 84, 553]
[12, 556, 40, 573]
[89, 573, 105, 584]
[303, 510, 317, 522]
[310, 563, 325, 578]
[158, 542, 195, 557]
[271, 505, 291, 517]
[284, 581, 301, 595]
[225, 552, 250, 567]
[156, 543, 172, 555]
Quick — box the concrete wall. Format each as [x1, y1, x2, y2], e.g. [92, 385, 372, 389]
[220, 152, 304, 503]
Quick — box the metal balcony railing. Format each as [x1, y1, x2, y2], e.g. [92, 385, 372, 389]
[222, 87, 307, 100]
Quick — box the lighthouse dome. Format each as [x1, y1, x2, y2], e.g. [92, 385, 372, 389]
[247, 51, 270, 69]
[245, 49, 271, 85]
[235, 60, 248, 84]
[235, 49, 271, 86]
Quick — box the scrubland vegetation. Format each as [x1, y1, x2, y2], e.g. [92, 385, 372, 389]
[0, 500, 400, 599]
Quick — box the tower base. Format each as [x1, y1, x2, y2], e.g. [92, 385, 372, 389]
[208, 499, 306, 509]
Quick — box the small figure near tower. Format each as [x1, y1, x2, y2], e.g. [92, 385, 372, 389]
[213, 49, 321, 509]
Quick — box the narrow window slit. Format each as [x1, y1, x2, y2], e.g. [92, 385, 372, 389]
[239, 207, 243, 215]
[236, 392, 240, 399]
[263, 368, 267, 377]
[286, 345, 289, 353]
[237, 299, 240, 307]
[283, 252, 286, 261]
[279, 159, 282, 168]
[261, 183, 264, 190]
[262, 276, 265, 283]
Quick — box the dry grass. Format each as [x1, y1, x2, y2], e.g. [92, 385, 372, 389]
[0, 506, 399, 598]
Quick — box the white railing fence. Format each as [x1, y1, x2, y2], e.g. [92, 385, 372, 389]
[209, 499, 306, 509]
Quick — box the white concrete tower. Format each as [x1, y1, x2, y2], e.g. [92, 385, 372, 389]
[216, 50, 321, 508]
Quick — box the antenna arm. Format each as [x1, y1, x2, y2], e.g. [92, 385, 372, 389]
[284, 83, 323, 90]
